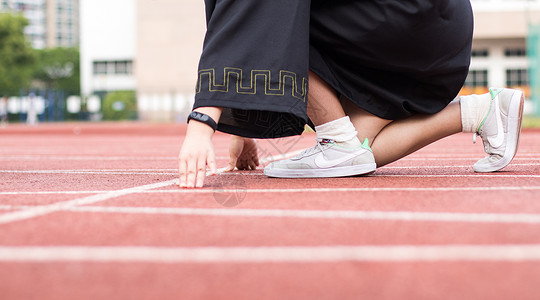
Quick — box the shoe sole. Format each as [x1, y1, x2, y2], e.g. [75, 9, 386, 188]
[474, 90, 524, 172]
[264, 163, 377, 178]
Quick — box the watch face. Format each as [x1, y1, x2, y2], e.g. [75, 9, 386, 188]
[189, 112, 216, 131]
[192, 112, 206, 121]
[199, 113, 208, 121]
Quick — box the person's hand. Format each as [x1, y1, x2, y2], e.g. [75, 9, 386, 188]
[225, 136, 260, 171]
[178, 121, 217, 188]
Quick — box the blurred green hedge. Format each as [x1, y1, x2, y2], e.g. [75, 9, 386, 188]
[102, 90, 137, 121]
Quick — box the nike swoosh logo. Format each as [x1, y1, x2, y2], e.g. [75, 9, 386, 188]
[487, 95, 505, 148]
[314, 150, 365, 168]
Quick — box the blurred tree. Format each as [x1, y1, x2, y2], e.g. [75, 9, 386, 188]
[102, 90, 137, 121]
[0, 13, 35, 96]
[32, 47, 80, 94]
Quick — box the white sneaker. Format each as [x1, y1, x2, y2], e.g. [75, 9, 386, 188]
[472, 88, 524, 172]
[264, 138, 376, 178]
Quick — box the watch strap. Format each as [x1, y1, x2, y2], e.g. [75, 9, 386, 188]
[187, 111, 218, 132]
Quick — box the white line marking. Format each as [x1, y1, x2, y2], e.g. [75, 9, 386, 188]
[199, 186, 540, 193]
[55, 206, 540, 224]
[1, 155, 538, 163]
[1, 169, 178, 172]
[0, 170, 177, 175]
[221, 173, 540, 178]
[0, 179, 178, 225]
[1, 245, 540, 263]
[2, 169, 540, 179]
[0, 156, 176, 161]
[402, 156, 540, 160]
[398, 157, 540, 161]
[405, 153, 540, 158]
[1, 186, 539, 196]
[375, 174, 540, 178]
[0, 191, 105, 195]
[3, 204, 540, 224]
[380, 163, 540, 169]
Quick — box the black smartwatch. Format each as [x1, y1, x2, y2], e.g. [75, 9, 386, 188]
[187, 111, 218, 132]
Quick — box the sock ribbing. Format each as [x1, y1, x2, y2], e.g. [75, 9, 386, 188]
[460, 93, 492, 133]
[315, 116, 361, 148]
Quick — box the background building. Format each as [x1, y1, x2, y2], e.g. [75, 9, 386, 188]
[46, 0, 79, 48]
[1, 0, 47, 48]
[1, 0, 79, 49]
[135, 0, 205, 122]
[466, 0, 539, 94]
[79, 0, 135, 98]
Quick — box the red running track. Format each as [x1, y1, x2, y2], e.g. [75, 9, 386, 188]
[0, 122, 539, 300]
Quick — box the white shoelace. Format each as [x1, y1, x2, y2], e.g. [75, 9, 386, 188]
[296, 139, 331, 158]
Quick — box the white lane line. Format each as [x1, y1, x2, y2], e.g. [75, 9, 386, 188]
[2, 169, 540, 179]
[0, 156, 231, 161]
[0, 179, 178, 225]
[402, 156, 540, 160]
[381, 163, 540, 169]
[1, 244, 540, 263]
[403, 153, 540, 158]
[398, 158, 540, 162]
[0, 149, 305, 163]
[0, 170, 177, 175]
[1, 169, 178, 172]
[1, 186, 540, 196]
[374, 174, 540, 178]
[0, 191, 106, 195]
[0, 156, 176, 161]
[1, 151, 538, 158]
[52, 206, 540, 224]
[4, 205, 540, 224]
[0, 156, 538, 163]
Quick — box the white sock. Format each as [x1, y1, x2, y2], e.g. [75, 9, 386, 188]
[315, 116, 362, 148]
[460, 93, 492, 133]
